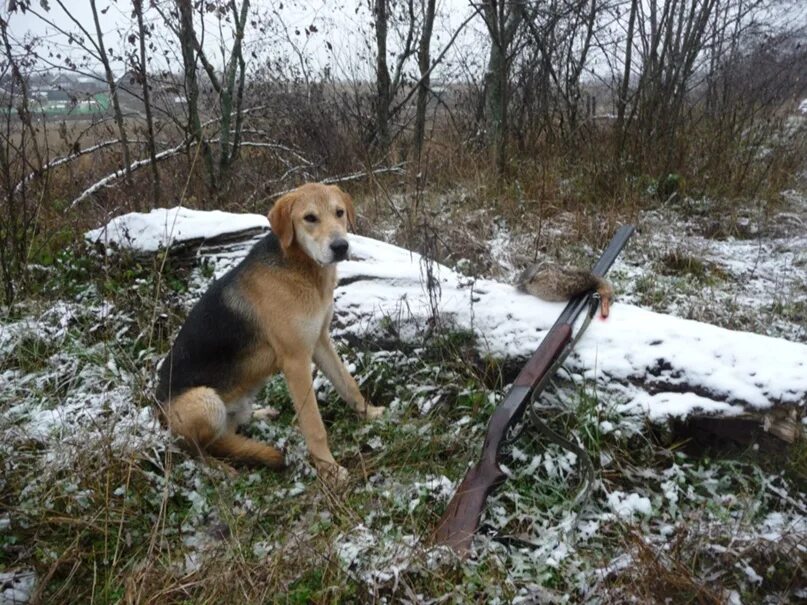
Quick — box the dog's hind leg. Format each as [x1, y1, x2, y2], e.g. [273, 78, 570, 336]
[164, 387, 228, 454]
[165, 387, 284, 469]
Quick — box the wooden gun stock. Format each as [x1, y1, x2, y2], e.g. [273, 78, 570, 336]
[431, 225, 635, 555]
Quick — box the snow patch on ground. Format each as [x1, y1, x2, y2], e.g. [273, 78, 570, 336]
[0, 570, 36, 605]
[612, 198, 807, 344]
[606, 491, 652, 520]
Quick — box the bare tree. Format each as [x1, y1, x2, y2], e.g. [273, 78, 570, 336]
[0, 15, 46, 305]
[88, 0, 133, 182]
[632, 0, 720, 168]
[615, 0, 638, 152]
[517, 0, 601, 144]
[27, 1, 134, 187]
[414, 0, 437, 162]
[479, 0, 523, 176]
[159, 0, 251, 193]
[132, 0, 161, 204]
[372, 0, 417, 153]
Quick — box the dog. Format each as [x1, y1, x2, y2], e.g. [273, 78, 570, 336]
[156, 183, 385, 484]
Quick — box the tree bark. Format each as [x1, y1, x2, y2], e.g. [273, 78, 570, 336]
[133, 0, 160, 205]
[374, 0, 392, 152]
[88, 0, 132, 190]
[481, 1, 522, 178]
[414, 0, 437, 162]
[616, 0, 638, 155]
[216, 0, 250, 182]
[175, 0, 216, 194]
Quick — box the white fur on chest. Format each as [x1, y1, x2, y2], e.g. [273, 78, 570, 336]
[295, 304, 331, 348]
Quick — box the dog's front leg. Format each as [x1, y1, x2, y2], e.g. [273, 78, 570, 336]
[313, 334, 385, 420]
[282, 355, 348, 484]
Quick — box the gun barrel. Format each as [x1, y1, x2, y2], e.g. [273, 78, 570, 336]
[430, 325, 572, 551]
[431, 224, 635, 555]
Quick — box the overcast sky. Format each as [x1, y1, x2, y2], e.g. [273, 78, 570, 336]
[6, 0, 805, 86]
[5, 0, 486, 82]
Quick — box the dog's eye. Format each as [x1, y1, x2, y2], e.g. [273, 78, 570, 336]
[336, 209, 345, 218]
[304, 213, 318, 223]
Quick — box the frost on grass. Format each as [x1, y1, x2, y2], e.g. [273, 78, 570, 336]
[606, 491, 652, 520]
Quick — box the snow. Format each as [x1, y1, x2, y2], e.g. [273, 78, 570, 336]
[0, 570, 36, 605]
[606, 491, 652, 520]
[84, 207, 269, 253]
[614, 205, 807, 343]
[335, 524, 420, 587]
[83, 208, 807, 423]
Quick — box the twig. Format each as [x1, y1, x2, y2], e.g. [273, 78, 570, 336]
[15, 139, 122, 194]
[218, 139, 313, 166]
[66, 139, 312, 209]
[67, 141, 189, 209]
[267, 164, 407, 200]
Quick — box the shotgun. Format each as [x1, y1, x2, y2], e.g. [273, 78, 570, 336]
[431, 225, 635, 555]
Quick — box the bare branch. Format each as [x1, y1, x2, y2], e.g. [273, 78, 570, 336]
[268, 165, 408, 200]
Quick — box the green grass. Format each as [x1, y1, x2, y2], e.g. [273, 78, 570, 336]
[1, 333, 59, 373]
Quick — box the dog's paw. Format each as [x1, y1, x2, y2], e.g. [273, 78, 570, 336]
[253, 405, 281, 421]
[361, 404, 386, 420]
[316, 461, 350, 488]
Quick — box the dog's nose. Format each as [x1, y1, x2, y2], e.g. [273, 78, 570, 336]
[330, 238, 349, 260]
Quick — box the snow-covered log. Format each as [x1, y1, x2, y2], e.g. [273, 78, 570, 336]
[86, 208, 807, 442]
[85, 207, 269, 254]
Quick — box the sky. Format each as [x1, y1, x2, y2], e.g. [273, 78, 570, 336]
[6, 0, 805, 87]
[5, 0, 486, 83]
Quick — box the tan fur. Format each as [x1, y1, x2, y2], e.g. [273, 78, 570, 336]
[518, 261, 615, 317]
[161, 183, 382, 482]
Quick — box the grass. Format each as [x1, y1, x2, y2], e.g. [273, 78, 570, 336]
[655, 248, 731, 286]
[2, 293, 805, 603]
[2, 167, 807, 602]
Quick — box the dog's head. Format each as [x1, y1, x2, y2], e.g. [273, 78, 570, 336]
[268, 183, 356, 265]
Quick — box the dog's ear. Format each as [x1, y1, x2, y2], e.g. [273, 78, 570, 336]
[338, 188, 356, 231]
[268, 191, 297, 250]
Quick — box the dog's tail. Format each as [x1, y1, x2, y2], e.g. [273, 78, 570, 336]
[163, 387, 285, 469]
[206, 433, 285, 468]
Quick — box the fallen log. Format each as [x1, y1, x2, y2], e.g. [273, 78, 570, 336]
[86, 209, 807, 445]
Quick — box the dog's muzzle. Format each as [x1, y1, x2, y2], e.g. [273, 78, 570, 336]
[330, 238, 349, 261]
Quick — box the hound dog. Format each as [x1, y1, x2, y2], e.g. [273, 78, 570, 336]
[156, 183, 384, 483]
